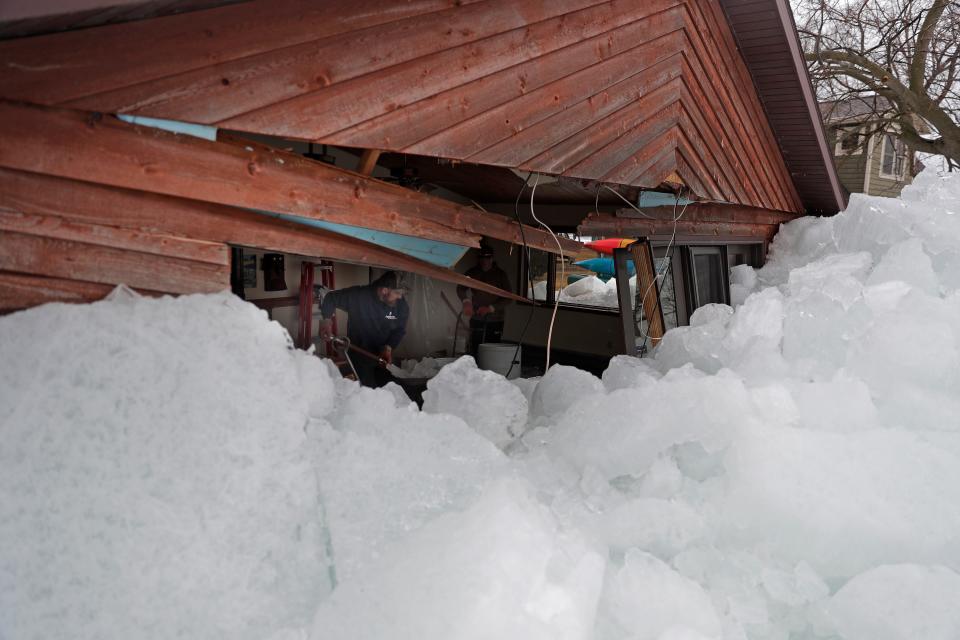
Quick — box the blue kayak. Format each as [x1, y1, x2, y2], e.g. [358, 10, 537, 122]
[574, 257, 635, 277]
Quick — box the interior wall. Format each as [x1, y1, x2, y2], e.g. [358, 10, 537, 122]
[241, 249, 369, 346]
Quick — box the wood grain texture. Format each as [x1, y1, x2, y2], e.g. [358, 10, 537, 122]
[0, 271, 162, 312]
[0, 102, 577, 254]
[0, 168, 529, 303]
[0, 0, 806, 213]
[0, 231, 230, 293]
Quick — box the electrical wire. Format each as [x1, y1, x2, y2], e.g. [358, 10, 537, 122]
[596, 184, 657, 219]
[528, 173, 565, 370]
[504, 172, 535, 379]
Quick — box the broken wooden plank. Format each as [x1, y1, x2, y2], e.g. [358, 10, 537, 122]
[0, 231, 230, 294]
[0, 168, 529, 303]
[0, 271, 163, 312]
[0, 102, 577, 254]
[630, 239, 664, 346]
[0, 210, 228, 265]
[356, 149, 381, 176]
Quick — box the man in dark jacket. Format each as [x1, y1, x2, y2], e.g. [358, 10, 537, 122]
[320, 271, 410, 387]
[456, 244, 512, 355]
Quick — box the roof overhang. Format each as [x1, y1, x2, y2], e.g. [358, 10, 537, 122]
[718, 0, 847, 214]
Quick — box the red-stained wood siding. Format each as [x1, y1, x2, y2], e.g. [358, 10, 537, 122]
[0, 0, 804, 213]
[0, 161, 528, 312]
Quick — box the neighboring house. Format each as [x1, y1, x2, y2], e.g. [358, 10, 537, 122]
[821, 96, 921, 198]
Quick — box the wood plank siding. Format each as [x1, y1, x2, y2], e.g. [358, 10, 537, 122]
[0, 134, 529, 311]
[0, 0, 805, 214]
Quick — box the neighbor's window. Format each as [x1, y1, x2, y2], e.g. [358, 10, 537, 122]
[880, 133, 907, 179]
[835, 126, 862, 155]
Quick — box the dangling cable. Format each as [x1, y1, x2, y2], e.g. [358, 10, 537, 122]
[528, 174, 564, 370]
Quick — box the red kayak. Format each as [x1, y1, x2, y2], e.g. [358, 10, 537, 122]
[584, 238, 635, 255]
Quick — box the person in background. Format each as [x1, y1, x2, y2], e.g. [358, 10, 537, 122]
[320, 270, 410, 387]
[456, 243, 511, 355]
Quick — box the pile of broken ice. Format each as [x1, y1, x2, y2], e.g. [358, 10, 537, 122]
[4, 167, 960, 639]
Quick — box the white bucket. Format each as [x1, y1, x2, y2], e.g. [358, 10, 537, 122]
[477, 342, 521, 379]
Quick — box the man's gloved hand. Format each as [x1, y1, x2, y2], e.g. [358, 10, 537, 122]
[320, 319, 333, 339]
[461, 299, 474, 318]
[476, 305, 494, 318]
[379, 346, 393, 366]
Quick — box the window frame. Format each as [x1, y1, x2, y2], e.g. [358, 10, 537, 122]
[834, 125, 864, 156]
[685, 245, 730, 311]
[879, 133, 907, 180]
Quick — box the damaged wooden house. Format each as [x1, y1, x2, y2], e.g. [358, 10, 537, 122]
[0, 0, 845, 379]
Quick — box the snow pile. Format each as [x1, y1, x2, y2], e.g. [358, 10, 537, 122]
[392, 355, 455, 379]
[557, 275, 636, 308]
[5, 167, 960, 639]
[0, 290, 331, 639]
[422, 356, 529, 448]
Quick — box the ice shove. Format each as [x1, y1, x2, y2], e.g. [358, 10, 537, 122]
[6, 166, 960, 639]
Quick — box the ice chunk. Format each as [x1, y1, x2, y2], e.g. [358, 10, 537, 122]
[562, 275, 608, 298]
[787, 252, 872, 307]
[721, 424, 960, 579]
[790, 375, 878, 432]
[422, 356, 529, 448]
[0, 292, 331, 639]
[689, 303, 734, 327]
[729, 264, 758, 307]
[297, 353, 339, 418]
[729, 263, 758, 290]
[866, 237, 939, 295]
[760, 561, 829, 607]
[319, 385, 505, 583]
[654, 310, 731, 374]
[723, 287, 784, 353]
[601, 355, 661, 392]
[550, 367, 748, 479]
[529, 364, 604, 421]
[598, 498, 706, 559]
[814, 564, 960, 640]
[596, 550, 721, 640]
[309, 478, 605, 640]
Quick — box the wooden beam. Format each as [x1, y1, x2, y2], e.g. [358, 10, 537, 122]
[608, 203, 799, 224]
[578, 202, 795, 240]
[356, 149, 381, 176]
[0, 168, 528, 303]
[630, 239, 664, 347]
[579, 216, 778, 242]
[0, 271, 164, 312]
[0, 101, 577, 255]
[0, 210, 228, 265]
[0, 230, 230, 294]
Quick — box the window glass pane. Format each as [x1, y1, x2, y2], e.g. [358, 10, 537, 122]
[882, 134, 896, 174]
[693, 252, 725, 307]
[526, 249, 551, 300]
[839, 127, 860, 152]
[654, 256, 679, 331]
